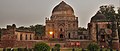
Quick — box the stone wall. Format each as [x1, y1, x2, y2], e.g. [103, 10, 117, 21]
[0, 40, 92, 48]
[15, 41, 36, 48]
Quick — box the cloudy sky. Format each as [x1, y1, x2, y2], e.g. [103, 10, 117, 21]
[0, 0, 119, 28]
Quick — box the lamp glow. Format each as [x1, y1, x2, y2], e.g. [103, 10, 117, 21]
[49, 32, 53, 35]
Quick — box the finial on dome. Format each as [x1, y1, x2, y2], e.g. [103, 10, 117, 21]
[60, 0, 66, 4]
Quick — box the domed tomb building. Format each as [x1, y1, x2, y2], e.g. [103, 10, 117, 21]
[45, 1, 78, 39]
[88, 11, 119, 49]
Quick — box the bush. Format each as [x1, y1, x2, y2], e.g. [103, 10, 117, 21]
[34, 42, 50, 51]
[17, 48, 24, 51]
[87, 42, 99, 51]
[28, 48, 33, 51]
[7, 48, 11, 51]
[52, 44, 61, 51]
[24, 47, 28, 51]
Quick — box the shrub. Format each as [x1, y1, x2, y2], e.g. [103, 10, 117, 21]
[17, 48, 24, 51]
[53, 44, 61, 51]
[28, 48, 32, 51]
[87, 42, 99, 51]
[24, 47, 28, 51]
[7, 48, 10, 51]
[34, 42, 50, 51]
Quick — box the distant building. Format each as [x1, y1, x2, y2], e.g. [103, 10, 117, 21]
[1, 24, 35, 41]
[45, 1, 78, 39]
[78, 27, 90, 40]
[0, 24, 35, 48]
[0, 1, 92, 48]
[88, 12, 119, 49]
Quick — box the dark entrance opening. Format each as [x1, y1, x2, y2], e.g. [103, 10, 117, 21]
[68, 33, 70, 38]
[60, 34, 63, 38]
[101, 35, 105, 42]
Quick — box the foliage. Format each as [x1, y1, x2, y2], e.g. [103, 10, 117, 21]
[87, 42, 99, 51]
[7, 48, 11, 51]
[54, 44, 61, 51]
[99, 5, 116, 20]
[24, 47, 28, 51]
[78, 27, 87, 31]
[30, 24, 45, 36]
[78, 27, 87, 35]
[34, 42, 50, 51]
[18, 24, 45, 37]
[17, 48, 24, 51]
[52, 44, 61, 51]
[98, 5, 120, 21]
[55, 44, 61, 48]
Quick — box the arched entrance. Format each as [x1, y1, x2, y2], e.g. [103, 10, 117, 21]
[68, 33, 70, 39]
[60, 34, 63, 38]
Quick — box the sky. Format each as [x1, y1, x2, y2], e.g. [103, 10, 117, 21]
[0, 0, 119, 28]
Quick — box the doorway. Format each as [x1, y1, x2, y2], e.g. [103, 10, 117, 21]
[60, 34, 63, 38]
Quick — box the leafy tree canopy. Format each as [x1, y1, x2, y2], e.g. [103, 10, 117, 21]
[18, 24, 45, 36]
[30, 24, 45, 36]
[99, 5, 116, 20]
[78, 27, 87, 31]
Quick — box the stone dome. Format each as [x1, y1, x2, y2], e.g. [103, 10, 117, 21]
[91, 12, 106, 22]
[52, 1, 74, 16]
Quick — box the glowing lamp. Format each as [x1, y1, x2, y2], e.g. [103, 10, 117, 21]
[49, 31, 53, 35]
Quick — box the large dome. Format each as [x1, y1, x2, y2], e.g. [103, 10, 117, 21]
[52, 1, 74, 16]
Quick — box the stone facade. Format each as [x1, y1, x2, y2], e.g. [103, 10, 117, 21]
[88, 12, 119, 49]
[1, 24, 35, 41]
[45, 1, 78, 39]
[15, 31, 34, 41]
[0, 24, 35, 48]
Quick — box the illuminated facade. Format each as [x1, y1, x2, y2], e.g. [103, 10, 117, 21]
[45, 1, 78, 39]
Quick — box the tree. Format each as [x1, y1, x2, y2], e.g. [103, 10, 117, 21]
[29, 24, 45, 39]
[87, 42, 99, 51]
[35, 24, 45, 36]
[78, 27, 87, 35]
[30, 24, 45, 36]
[99, 5, 116, 20]
[34, 42, 50, 51]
